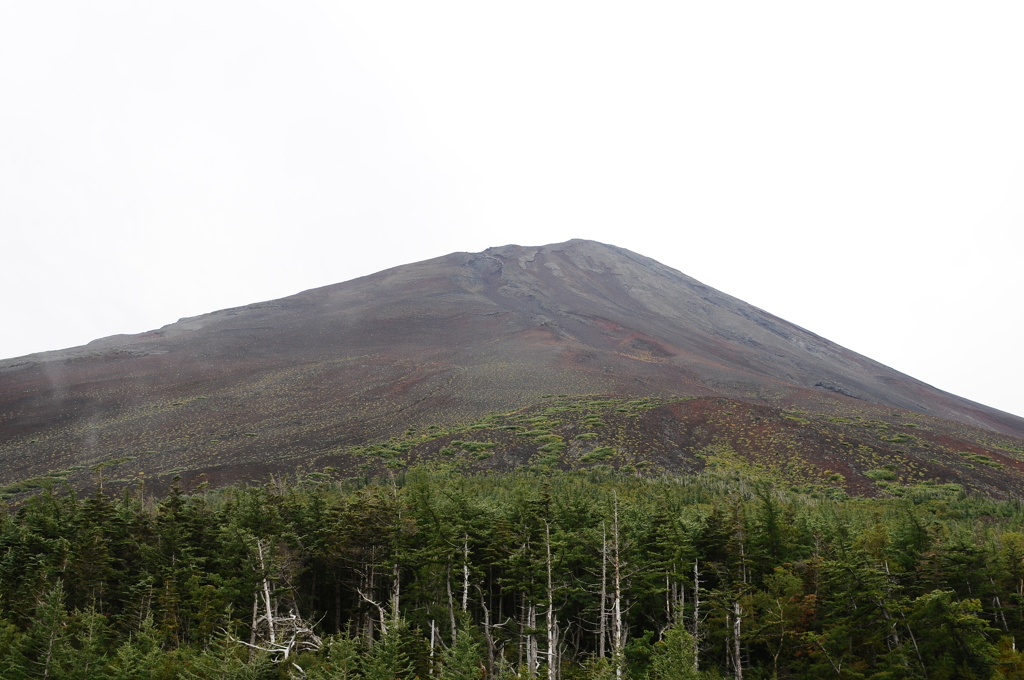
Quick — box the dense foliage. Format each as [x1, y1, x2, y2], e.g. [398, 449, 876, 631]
[3, 464, 1024, 679]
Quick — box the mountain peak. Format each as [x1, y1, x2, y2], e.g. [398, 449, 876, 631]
[2, 241, 1023, 497]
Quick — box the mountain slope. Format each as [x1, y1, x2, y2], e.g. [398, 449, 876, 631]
[2, 239, 1022, 495]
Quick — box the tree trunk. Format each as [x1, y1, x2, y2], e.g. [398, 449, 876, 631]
[733, 601, 743, 680]
[391, 560, 401, 624]
[612, 494, 625, 680]
[532, 602, 540, 675]
[480, 587, 497, 679]
[664, 574, 671, 636]
[599, 524, 607, 659]
[257, 540, 277, 645]
[546, 522, 559, 680]
[463, 535, 470, 612]
[446, 561, 458, 642]
[250, 592, 259, 662]
[693, 560, 701, 674]
[430, 619, 437, 677]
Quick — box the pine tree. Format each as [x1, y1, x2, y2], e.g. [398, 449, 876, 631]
[21, 581, 72, 680]
[106, 614, 164, 680]
[361, 618, 414, 680]
[67, 606, 109, 680]
[647, 616, 698, 680]
[308, 632, 361, 680]
[0, 614, 28, 680]
[439, 614, 485, 680]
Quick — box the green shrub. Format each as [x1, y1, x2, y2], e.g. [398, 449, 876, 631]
[580, 447, 615, 463]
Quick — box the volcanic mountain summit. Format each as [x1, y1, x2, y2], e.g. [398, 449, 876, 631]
[2, 239, 1023, 497]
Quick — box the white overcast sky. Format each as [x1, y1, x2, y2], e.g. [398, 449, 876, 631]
[2, 1, 1023, 418]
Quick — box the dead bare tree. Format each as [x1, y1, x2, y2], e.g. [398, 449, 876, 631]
[230, 538, 323, 672]
[693, 560, 702, 674]
[599, 523, 608, 660]
[732, 601, 743, 680]
[478, 584, 511, 679]
[611, 493, 626, 680]
[545, 521, 560, 680]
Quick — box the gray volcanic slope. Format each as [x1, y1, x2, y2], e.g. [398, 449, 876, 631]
[1, 239, 1022, 489]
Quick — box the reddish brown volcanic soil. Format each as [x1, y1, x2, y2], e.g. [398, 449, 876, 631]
[2, 239, 1023, 495]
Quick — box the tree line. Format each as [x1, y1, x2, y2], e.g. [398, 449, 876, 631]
[3, 463, 1024, 679]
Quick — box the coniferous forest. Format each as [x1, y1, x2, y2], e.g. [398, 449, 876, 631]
[5, 464, 1024, 679]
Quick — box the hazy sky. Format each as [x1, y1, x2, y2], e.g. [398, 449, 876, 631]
[2, 1, 1023, 417]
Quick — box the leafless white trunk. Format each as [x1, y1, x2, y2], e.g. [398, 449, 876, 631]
[693, 560, 701, 674]
[391, 561, 401, 624]
[479, 587, 498, 679]
[239, 539, 323, 663]
[664, 574, 671, 633]
[429, 620, 436, 676]
[250, 593, 259, 661]
[356, 588, 389, 637]
[463, 536, 470, 612]
[527, 602, 539, 679]
[612, 494, 625, 680]
[257, 540, 277, 644]
[599, 524, 607, 659]
[447, 562, 458, 642]
[733, 601, 743, 680]
[545, 522, 559, 680]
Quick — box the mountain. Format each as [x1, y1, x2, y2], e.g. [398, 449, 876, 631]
[2, 239, 1023, 498]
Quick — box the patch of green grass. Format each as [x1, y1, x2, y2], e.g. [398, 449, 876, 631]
[959, 452, 1003, 469]
[881, 434, 915, 443]
[580, 447, 615, 463]
[0, 463, 90, 499]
